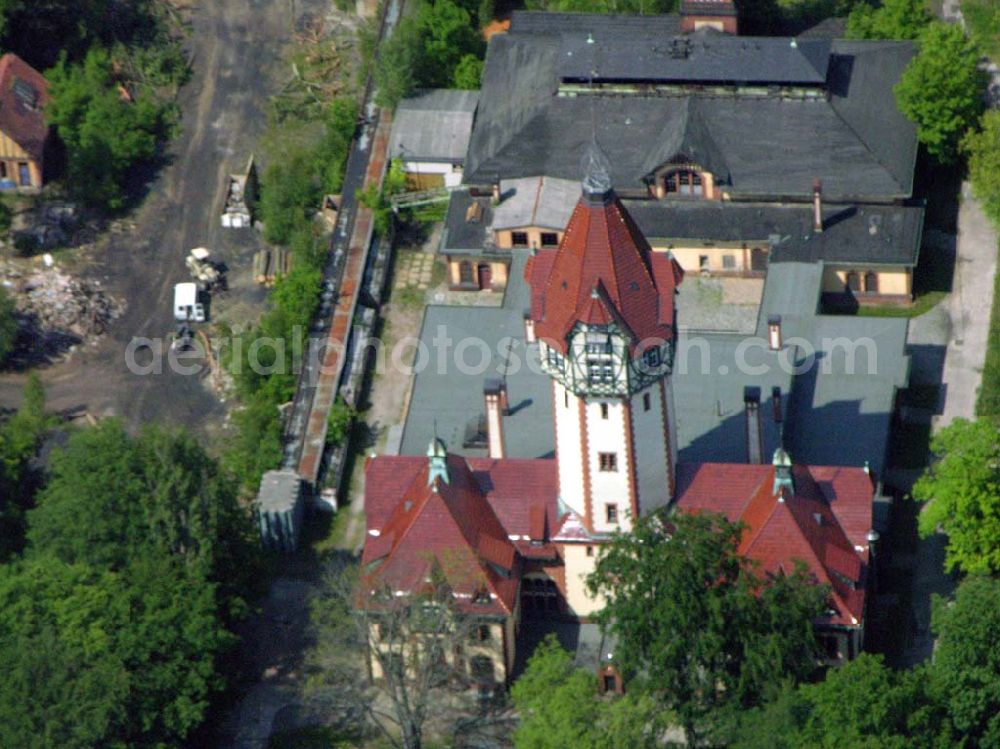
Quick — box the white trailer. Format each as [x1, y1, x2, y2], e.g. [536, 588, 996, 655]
[173, 282, 205, 322]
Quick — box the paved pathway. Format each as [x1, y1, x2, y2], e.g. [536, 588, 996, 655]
[934, 184, 998, 427]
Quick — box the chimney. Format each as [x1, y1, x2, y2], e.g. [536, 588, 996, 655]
[767, 315, 782, 351]
[812, 178, 823, 233]
[744, 386, 763, 464]
[772, 447, 794, 497]
[491, 181, 501, 204]
[484, 378, 506, 459]
[524, 313, 536, 344]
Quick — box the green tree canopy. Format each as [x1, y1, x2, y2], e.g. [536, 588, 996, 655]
[27, 419, 257, 601]
[912, 418, 1000, 574]
[845, 0, 932, 39]
[965, 110, 1000, 227]
[895, 22, 987, 163]
[930, 575, 1000, 745]
[452, 53, 484, 89]
[721, 654, 946, 749]
[0, 555, 234, 749]
[0, 374, 51, 559]
[0, 286, 16, 365]
[586, 511, 828, 743]
[46, 47, 172, 211]
[512, 634, 665, 749]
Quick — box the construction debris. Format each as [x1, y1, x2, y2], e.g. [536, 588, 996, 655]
[3, 263, 125, 341]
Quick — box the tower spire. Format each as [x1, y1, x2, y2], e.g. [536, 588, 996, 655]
[581, 138, 613, 202]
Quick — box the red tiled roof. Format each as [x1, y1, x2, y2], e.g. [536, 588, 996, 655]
[527, 190, 683, 354]
[0, 54, 49, 162]
[363, 454, 561, 615]
[467, 457, 560, 538]
[676, 461, 873, 627]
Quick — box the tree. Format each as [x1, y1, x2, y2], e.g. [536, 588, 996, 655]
[453, 54, 484, 89]
[0, 374, 51, 559]
[912, 418, 1000, 574]
[930, 575, 1000, 746]
[512, 635, 665, 749]
[845, 0, 932, 39]
[414, 0, 484, 89]
[722, 655, 945, 749]
[586, 511, 827, 743]
[0, 287, 16, 364]
[964, 110, 1000, 227]
[46, 47, 172, 211]
[0, 555, 234, 749]
[895, 22, 987, 163]
[375, 20, 420, 109]
[258, 149, 322, 244]
[27, 419, 257, 598]
[305, 560, 512, 749]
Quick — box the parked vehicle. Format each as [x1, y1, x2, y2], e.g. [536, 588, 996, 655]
[173, 282, 205, 322]
[186, 247, 224, 290]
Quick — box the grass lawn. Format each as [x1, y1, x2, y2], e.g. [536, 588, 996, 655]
[961, 0, 1000, 61]
[975, 242, 1000, 419]
[856, 290, 947, 318]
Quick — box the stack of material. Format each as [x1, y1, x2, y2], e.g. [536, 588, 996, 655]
[221, 156, 257, 229]
[12, 266, 124, 338]
[252, 248, 292, 286]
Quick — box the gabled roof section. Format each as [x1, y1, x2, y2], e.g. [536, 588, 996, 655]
[362, 453, 521, 615]
[0, 53, 50, 162]
[465, 17, 917, 201]
[390, 89, 479, 163]
[528, 183, 682, 353]
[642, 98, 729, 183]
[675, 460, 874, 626]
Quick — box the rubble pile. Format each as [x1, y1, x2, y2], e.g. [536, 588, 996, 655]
[5, 265, 125, 339]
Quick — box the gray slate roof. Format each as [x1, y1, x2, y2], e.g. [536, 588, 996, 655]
[400, 251, 556, 459]
[401, 251, 908, 475]
[465, 13, 917, 201]
[624, 200, 924, 266]
[510, 11, 682, 35]
[559, 32, 832, 85]
[390, 89, 479, 163]
[443, 186, 924, 266]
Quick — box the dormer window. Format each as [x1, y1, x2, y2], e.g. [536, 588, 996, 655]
[585, 333, 612, 355]
[643, 347, 661, 369]
[665, 170, 703, 197]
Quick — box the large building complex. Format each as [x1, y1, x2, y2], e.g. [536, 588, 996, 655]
[362, 150, 882, 682]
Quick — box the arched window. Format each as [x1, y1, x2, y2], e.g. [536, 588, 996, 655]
[459, 260, 474, 285]
[664, 169, 703, 197]
[846, 271, 860, 293]
[864, 271, 879, 294]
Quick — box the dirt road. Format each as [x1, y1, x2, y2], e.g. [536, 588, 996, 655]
[0, 0, 302, 430]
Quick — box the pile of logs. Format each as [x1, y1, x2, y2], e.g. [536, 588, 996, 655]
[253, 248, 292, 286]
